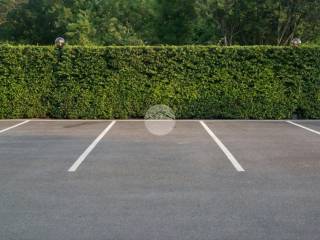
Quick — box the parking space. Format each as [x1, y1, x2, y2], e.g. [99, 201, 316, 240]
[204, 121, 320, 174]
[293, 120, 320, 132]
[0, 120, 320, 240]
[0, 120, 111, 188]
[203, 120, 320, 240]
[79, 121, 237, 176]
[0, 120, 29, 133]
[288, 120, 320, 135]
[0, 120, 24, 129]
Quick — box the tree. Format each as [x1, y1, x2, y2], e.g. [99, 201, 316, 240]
[0, 0, 319, 45]
[0, 0, 26, 41]
[199, 0, 320, 45]
[276, 0, 320, 45]
[156, 0, 199, 44]
[0, 0, 25, 25]
[2, 0, 65, 44]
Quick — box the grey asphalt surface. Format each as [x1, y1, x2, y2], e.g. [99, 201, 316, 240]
[0, 120, 319, 240]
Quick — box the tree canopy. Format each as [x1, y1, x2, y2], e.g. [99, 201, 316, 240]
[0, 0, 319, 45]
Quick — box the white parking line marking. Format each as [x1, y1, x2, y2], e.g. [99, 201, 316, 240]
[26, 119, 289, 122]
[200, 121, 245, 172]
[68, 121, 116, 172]
[287, 121, 320, 136]
[0, 120, 30, 134]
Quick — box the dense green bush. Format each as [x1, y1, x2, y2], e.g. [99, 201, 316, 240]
[0, 45, 319, 119]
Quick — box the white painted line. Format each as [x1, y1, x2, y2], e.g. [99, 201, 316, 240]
[30, 119, 112, 122]
[19, 119, 294, 123]
[0, 120, 30, 134]
[200, 121, 245, 172]
[287, 121, 320, 136]
[68, 121, 116, 172]
[29, 119, 194, 122]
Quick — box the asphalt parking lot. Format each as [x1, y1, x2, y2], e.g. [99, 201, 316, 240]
[0, 119, 320, 240]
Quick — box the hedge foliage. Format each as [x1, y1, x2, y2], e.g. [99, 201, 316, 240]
[0, 45, 319, 119]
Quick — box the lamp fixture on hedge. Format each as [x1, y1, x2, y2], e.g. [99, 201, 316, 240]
[55, 37, 65, 61]
[291, 38, 302, 47]
[55, 37, 65, 49]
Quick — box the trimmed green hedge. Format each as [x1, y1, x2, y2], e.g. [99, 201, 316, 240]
[0, 45, 320, 119]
